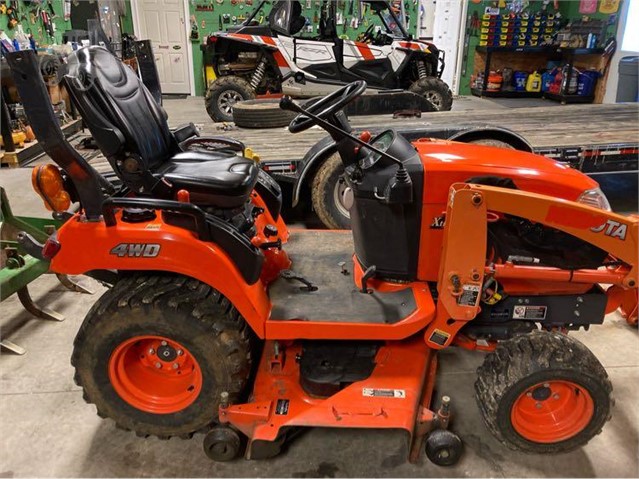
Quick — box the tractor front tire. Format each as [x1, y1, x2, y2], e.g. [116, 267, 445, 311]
[72, 274, 255, 439]
[311, 152, 351, 229]
[475, 331, 613, 454]
[409, 77, 453, 111]
[205, 76, 255, 123]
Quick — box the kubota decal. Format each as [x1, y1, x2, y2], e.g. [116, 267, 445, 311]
[110, 243, 161, 257]
[591, 220, 627, 240]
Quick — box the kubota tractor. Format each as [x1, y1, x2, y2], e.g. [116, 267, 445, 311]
[7, 47, 638, 465]
[204, 0, 452, 122]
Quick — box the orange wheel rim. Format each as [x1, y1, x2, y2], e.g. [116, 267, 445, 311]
[108, 335, 203, 414]
[511, 380, 594, 443]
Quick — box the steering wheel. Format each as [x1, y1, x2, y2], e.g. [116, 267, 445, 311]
[360, 24, 375, 43]
[285, 80, 367, 133]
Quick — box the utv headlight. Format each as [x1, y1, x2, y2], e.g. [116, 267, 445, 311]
[578, 187, 612, 211]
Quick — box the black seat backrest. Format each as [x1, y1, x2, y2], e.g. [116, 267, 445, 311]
[64, 46, 177, 192]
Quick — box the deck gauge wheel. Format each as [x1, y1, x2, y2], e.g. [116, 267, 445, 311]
[425, 429, 463, 466]
[203, 426, 242, 461]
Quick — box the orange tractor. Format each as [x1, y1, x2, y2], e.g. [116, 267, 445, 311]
[7, 47, 637, 465]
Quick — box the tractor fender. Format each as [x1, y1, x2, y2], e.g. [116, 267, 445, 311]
[50, 214, 271, 338]
[448, 126, 533, 152]
[291, 127, 533, 207]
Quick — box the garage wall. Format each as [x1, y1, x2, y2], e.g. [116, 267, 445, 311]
[602, 0, 635, 103]
[457, 0, 624, 96]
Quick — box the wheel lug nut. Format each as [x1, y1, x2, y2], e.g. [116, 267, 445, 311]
[553, 394, 560, 400]
[543, 383, 550, 388]
[535, 402, 542, 409]
[526, 392, 533, 397]
[161, 341, 168, 346]
[155, 362, 162, 369]
[148, 348, 155, 355]
[172, 363, 179, 369]
[177, 349, 183, 356]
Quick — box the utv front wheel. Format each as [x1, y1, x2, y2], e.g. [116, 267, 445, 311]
[311, 152, 351, 229]
[72, 274, 255, 439]
[475, 331, 613, 453]
[409, 77, 453, 111]
[205, 76, 255, 122]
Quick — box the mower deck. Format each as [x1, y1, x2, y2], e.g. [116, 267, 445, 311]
[269, 230, 416, 324]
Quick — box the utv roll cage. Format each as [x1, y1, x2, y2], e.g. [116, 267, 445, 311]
[240, 0, 411, 40]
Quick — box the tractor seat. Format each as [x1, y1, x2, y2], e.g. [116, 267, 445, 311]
[63, 46, 259, 209]
[160, 151, 259, 208]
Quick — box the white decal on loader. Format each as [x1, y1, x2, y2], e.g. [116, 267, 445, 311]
[591, 220, 627, 240]
[110, 243, 161, 257]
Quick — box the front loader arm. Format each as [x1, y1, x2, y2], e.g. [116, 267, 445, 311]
[425, 183, 638, 348]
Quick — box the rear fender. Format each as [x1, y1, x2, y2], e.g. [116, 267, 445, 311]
[50, 213, 271, 338]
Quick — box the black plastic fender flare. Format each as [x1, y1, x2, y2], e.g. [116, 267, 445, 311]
[290, 126, 533, 207]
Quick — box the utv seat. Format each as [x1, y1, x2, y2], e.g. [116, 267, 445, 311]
[64, 46, 258, 209]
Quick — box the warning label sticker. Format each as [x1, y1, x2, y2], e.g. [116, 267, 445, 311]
[512, 305, 547, 320]
[429, 329, 451, 346]
[457, 284, 480, 306]
[362, 388, 406, 398]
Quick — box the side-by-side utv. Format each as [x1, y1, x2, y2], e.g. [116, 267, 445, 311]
[7, 46, 638, 465]
[203, 0, 452, 122]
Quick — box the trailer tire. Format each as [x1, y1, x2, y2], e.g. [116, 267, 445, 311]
[205, 76, 255, 123]
[409, 77, 453, 111]
[475, 331, 613, 454]
[469, 139, 515, 149]
[311, 152, 351, 229]
[232, 99, 298, 128]
[72, 274, 255, 439]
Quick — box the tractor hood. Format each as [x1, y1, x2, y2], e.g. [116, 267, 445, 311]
[413, 139, 599, 203]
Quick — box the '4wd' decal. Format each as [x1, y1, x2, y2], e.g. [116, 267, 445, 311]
[110, 243, 161, 257]
[591, 220, 627, 240]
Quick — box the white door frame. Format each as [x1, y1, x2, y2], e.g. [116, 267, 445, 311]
[130, 0, 196, 96]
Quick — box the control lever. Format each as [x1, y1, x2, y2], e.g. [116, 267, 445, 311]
[280, 270, 318, 292]
[360, 265, 376, 294]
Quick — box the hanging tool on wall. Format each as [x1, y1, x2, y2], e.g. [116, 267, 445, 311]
[6, 1, 19, 29]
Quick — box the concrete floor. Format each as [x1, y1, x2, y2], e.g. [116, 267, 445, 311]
[1, 97, 638, 478]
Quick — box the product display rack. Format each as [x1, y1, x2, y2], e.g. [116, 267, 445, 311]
[472, 45, 605, 102]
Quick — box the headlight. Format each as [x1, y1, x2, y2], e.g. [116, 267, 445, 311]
[578, 187, 612, 211]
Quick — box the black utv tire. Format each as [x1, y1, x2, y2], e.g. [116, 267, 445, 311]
[205, 76, 255, 123]
[409, 77, 453, 111]
[232, 99, 298, 128]
[475, 331, 613, 454]
[72, 274, 255, 439]
[311, 152, 351, 229]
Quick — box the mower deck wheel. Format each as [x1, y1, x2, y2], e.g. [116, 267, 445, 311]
[72, 274, 255, 439]
[425, 429, 463, 466]
[475, 331, 613, 453]
[203, 426, 242, 461]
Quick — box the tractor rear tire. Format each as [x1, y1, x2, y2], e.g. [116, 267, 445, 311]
[475, 331, 613, 454]
[311, 152, 351, 229]
[232, 99, 298, 129]
[72, 274, 255, 439]
[409, 77, 453, 111]
[205, 76, 255, 123]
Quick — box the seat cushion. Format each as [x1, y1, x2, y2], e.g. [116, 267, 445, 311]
[160, 151, 259, 209]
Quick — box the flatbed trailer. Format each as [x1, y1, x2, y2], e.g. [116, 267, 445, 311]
[65, 102, 638, 222]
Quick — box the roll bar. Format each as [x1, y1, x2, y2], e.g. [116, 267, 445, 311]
[5, 50, 106, 221]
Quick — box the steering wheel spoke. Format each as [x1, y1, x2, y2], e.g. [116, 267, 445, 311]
[286, 81, 367, 134]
